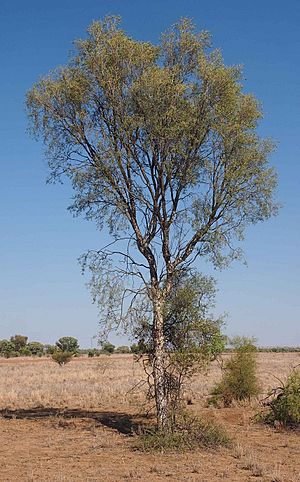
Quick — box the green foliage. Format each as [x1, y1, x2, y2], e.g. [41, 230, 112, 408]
[262, 369, 300, 426]
[100, 342, 115, 354]
[19, 347, 32, 356]
[51, 351, 73, 366]
[55, 337, 79, 353]
[115, 345, 130, 354]
[44, 344, 56, 355]
[138, 412, 230, 452]
[27, 341, 44, 356]
[257, 346, 300, 353]
[87, 348, 101, 357]
[27, 15, 278, 336]
[10, 335, 28, 351]
[130, 343, 145, 354]
[209, 337, 259, 407]
[0, 340, 16, 358]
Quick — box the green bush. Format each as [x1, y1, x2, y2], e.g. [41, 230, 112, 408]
[88, 348, 101, 357]
[262, 369, 300, 426]
[51, 351, 73, 366]
[130, 342, 145, 354]
[10, 335, 28, 351]
[19, 347, 32, 356]
[0, 340, 16, 358]
[209, 337, 260, 407]
[115, 345, 130, 354]
[27, 341, 44, 356]
[138, 412, 230, 452]
[55, 337, 79, 353]
[100, 342, 115, 354]
[44, 344, 56, 355]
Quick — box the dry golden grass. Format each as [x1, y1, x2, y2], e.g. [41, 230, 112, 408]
[0, 352, 298, 411]
[0, 354, 146, 411]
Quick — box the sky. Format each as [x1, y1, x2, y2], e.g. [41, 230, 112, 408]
[0, 0, 299, 347]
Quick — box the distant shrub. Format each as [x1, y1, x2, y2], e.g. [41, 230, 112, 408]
[130, 342, 146, 354]
[19, 347, 32, 356]
[88, 349, 101, 357]
[262, 369, 300, 426]
[27, 341, 44, 356]
[55, 337, 79, 353]
[258, 346, 300, 353]
[138, 411, 230, 452]
[10, 334, 28, 351]
[10, 351, 21, 358]
[51, 351, 73, 366]
[209, 337, 260, 407]
[44, 344, 56, 355]
[0, 339, 16, 358]
[115, 345, 130, 354]
[130, 343, 140, 354]
[100, 342, 115, 354]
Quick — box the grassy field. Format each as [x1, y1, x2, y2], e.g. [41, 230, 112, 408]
[0, 353, 299, 481]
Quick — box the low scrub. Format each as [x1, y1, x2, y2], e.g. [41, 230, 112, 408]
[261, 368, 300, 426]
[208, 337, 260, 407]
[137, 412, 230, 452]
[51, 351, 73, 366]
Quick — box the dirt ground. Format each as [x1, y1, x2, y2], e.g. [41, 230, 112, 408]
[0, 354, 299, 481]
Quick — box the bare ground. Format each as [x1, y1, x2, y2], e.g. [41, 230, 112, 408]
[0, 353, 299, 481]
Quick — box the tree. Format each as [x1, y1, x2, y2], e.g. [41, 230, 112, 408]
[0, 339, 15, 358]
[55, 336, 79, 353]
[100, 341, 115, 354]
[27, 341, 44, 356]
[27, 17, 278, 429]
[10, 335, 28, 352]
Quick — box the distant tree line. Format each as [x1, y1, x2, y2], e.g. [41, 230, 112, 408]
[0, 334, 145, 358]
[0, 334, 299, 359]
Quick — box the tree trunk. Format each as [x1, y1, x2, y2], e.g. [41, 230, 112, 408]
[152, 296, 168, 430]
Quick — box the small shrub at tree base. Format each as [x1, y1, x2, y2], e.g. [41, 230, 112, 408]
[208, 337, 260, 407]
[137, 411, 230, 452]
[51, 351, 73, 366]
[261, 369, 300, 427]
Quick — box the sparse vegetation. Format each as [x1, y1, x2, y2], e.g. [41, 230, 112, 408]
[209, 337, 260, 407]
[51, 351, 74, 366]
[100, 342, 115, 354]
[262, 368, 300, 426]
[138, 411, 230, 452]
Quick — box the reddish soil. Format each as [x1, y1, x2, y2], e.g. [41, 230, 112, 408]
[0, 406, 299, 481]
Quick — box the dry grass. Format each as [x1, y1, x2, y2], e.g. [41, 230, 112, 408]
[0, 352, 298, 411]
[0, 354, 147, 411]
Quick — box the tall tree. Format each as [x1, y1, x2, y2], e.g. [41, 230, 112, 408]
[27, 16, 278, 429]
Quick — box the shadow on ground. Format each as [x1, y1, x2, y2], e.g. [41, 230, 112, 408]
[0, 408, 147, 435]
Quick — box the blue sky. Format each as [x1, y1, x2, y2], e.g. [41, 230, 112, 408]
[0, 0, 299, 347]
